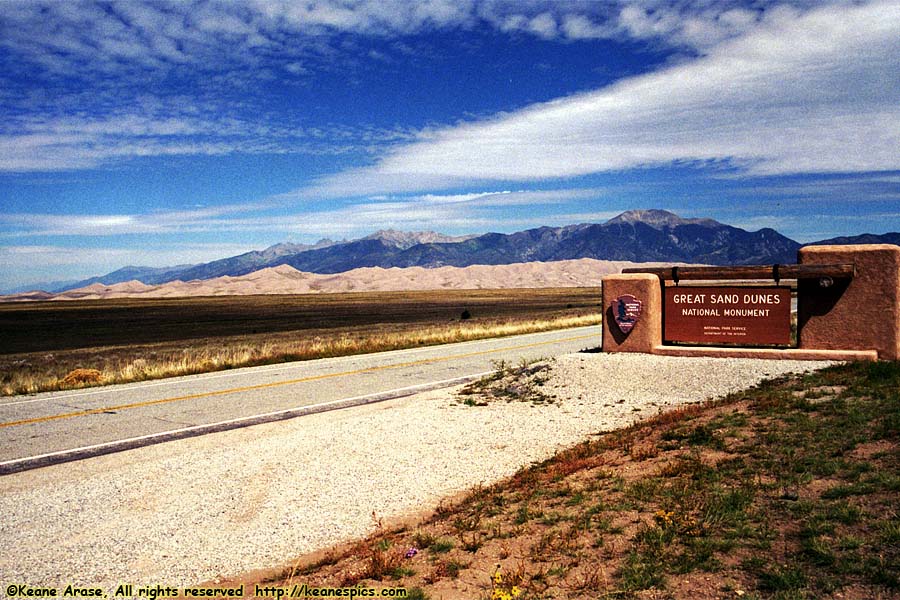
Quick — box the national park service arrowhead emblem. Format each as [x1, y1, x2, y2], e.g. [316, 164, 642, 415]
[613, 294, 642, 334]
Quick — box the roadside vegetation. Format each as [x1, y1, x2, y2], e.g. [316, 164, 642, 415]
[253, 360, 898, 600]
[0, 288, 600, 396]
[456, 358, 558, 406]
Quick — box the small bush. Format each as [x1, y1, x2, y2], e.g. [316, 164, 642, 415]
[61, 368, 103, 387]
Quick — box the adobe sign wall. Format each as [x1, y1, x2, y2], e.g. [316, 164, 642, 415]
[601, 244, 900, 361]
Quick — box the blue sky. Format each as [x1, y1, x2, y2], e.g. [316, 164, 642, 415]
[1, 0, 898, 291]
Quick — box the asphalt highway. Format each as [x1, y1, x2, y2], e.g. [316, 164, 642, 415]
[0, 325, 600, 473]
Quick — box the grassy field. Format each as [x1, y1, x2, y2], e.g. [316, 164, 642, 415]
[0, 288, 601, 395]
[254, 360, 899, 600]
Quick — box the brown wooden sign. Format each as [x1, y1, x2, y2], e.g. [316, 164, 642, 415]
[664, 286, 791, 345]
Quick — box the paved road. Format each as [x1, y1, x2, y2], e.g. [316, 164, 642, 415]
[0, 325, 600, 472]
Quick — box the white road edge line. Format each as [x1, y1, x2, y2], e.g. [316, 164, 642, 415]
[0, 371, 492, 476]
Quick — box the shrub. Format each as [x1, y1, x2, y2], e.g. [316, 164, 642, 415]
[61, 368, 103, 387]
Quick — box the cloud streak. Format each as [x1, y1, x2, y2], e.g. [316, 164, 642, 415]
[0, 200, 277, 237]
[1, 1, 852, 173]
[1, 0, 793, 80]
[307, 1, 900, 197]
[0, 110, 418, 171]
[0, 188, 609, 239]
[0, 194, 532, 289]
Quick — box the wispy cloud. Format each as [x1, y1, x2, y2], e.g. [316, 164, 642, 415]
[2, 187, 610, 239]
[0, 201, 277, 237]
[1, 1, 859, 174]
[0, 109, 418, 171]
[248, 187, 618, 236]
[306, 1, 900, 197]
[1, 0, 798, 84]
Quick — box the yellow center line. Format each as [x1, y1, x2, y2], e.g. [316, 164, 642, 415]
[0, 332, 598, 429]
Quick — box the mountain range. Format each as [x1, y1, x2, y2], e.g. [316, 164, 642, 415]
[21, 209, 900, 294]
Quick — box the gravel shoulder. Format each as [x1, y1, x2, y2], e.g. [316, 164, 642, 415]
[0, 353, 834, 588]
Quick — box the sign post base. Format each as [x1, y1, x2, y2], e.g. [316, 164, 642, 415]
[601, 273, 661, 353]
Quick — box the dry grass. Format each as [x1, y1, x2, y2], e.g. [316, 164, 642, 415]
[0, 313, 599, 396]
[0, 288, 601, 354]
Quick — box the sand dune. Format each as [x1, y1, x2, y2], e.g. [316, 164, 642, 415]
[3, 259, 672, 301]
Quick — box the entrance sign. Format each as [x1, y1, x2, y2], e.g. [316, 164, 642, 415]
[604, 249, 893, 360]
[664, 286, 791, 345]
[613, 294, 642, 334]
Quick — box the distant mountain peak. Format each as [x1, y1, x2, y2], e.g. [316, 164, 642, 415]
[362, 229, 475, 249]
[262, 239, 338, 254]
[606, 209, 720, 229]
